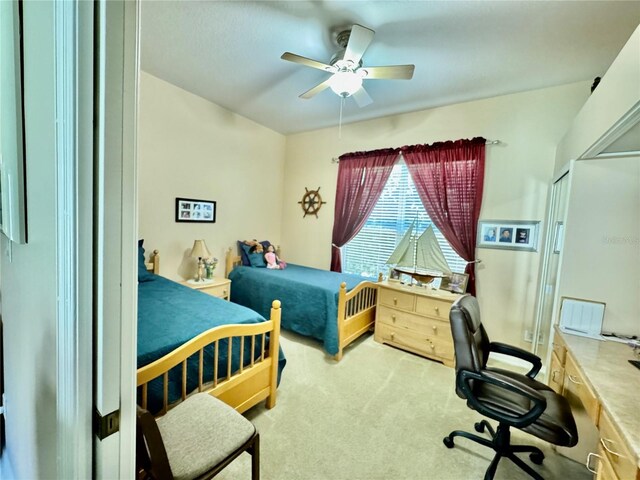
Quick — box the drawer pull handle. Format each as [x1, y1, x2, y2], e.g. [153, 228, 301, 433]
[393, 297, 398, 305]
[434, 306, 439, 313]
[432, 325, 438, 333]
[429, 343, 435, 350]
[567, 374, 583, 385]
[551, 370, 559, 382]
[223, 290, 227, 295]
[585, 452, 601, 474]
[600, 438, 623, 457]
[392, 315, 397, 323]
[390, 332, 395, 340]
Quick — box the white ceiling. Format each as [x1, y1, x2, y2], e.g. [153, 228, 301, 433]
[141, 1, 640, 135]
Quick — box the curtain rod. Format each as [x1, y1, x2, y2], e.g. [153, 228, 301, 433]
[331, 140, 501, 163]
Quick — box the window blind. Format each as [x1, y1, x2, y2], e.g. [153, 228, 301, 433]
[343, 161, 467, 278]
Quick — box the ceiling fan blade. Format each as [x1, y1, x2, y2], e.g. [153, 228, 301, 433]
[343, 24, 374, 65]
[281, 52, 334, 72]
[351, 86, 373, 108]
[299, 76, 333, 99]
[362, 65, 415, 80]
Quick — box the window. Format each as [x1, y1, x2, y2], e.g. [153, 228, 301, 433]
[342, 160, 467, 278]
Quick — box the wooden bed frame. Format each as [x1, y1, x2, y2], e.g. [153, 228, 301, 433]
[138, 250, 282, 414]
[225, 247, 380, 361]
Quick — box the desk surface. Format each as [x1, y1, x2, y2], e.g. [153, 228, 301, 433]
[558, 331, 640, 468]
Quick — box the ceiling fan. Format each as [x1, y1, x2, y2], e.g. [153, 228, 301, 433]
[281, 24, 415, 107]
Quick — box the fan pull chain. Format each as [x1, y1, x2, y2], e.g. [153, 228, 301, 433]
[338, 96, 345, 139]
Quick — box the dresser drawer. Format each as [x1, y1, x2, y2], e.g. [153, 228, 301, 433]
[415, 296, 451, 319]
[377, 306, 453, 339]
[379, 288, 415, 311]
[563, 353, 600, 424]
[424, 318, 452, 343]
[378, 305, 423, 331]
[596, 443, 621, 480]
[552, 336, 567, 365]
[201, 283, 230, 299]
[548, 350, 565, 394]
[598, 409, 638, 480]
[376, 323, 454, 361]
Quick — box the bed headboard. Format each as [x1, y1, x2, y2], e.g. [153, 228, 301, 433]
[225, 247, 241, 279]
[145, 249, 160, 274]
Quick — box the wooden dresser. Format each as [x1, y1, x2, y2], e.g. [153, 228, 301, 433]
[374, 281, 461, 367]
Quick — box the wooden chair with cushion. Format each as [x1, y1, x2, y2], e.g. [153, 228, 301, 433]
[136, 393, 259, 480]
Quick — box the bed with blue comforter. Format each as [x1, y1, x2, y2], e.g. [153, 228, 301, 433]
[228, 263, 377, 358]
[138, 274, 286, 412]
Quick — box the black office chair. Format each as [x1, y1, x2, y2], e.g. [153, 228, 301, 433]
[136, 393, 260, 480]
[443, 295, 578, 480]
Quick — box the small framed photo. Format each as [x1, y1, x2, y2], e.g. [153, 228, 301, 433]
[440, 273, 469, 294]
[175, 198, 216, 223]
[388, 267, 401, 282]
[477, 220, 540, 252]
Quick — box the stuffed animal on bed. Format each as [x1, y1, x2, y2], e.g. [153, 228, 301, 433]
[264, 245, 286, 269]
[242, 240, 267, 267]
[243, 239, 264, 254]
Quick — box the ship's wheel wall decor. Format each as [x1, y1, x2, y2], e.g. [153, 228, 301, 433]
[298, 187, 327, 218]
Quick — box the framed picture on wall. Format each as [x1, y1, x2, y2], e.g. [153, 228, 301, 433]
[477, 220, 540, 252]
[175, 197, 216, 223]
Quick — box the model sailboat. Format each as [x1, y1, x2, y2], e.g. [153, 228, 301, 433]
[387, 220, 452, 284]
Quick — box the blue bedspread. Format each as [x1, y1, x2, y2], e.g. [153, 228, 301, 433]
[138, 275, 286, 411]
[228, 264, 368, 355]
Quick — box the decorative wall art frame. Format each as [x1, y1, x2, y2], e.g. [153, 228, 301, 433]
[0, 0, 28, 244]
[440, 273, 469, 294]
[477, 220, 540, 252]
[175, 198, 216, 223]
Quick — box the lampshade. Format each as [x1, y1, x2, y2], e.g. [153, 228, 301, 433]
[190, 239, 211, 259]
[329, 70, 363, 97]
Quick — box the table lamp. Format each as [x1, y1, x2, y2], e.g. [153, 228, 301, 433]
[190, 239, 211, 282]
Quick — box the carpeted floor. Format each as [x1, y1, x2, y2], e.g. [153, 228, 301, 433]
[217, 330, 590, 480]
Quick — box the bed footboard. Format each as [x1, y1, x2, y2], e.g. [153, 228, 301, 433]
[137, 300, 281, 415]
[335, 275, 381, 361]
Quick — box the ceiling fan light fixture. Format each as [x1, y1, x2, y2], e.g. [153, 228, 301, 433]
[329, 70, 362, 97]
[281, 23, 414, 106]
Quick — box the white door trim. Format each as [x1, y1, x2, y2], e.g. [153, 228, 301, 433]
[93, 0, 139, 477]
[54, 1, 94, 478]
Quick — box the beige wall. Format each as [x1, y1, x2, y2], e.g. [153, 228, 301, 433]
[281, 82, 590, 348]
[555, 25, 640, 170]
[559, 157, 640, 336]
[138, 72, 286, 280]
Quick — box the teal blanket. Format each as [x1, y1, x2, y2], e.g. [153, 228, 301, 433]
[138, 275, 286, 412]
[229, 264, 368, 355]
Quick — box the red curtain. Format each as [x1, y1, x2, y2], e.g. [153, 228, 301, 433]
[402, 138, 486, 295]
[331, 148, 399, 272]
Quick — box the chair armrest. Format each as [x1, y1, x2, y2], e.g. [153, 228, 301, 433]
[456, 369, 547, 429]
[489, 341, 542, 378]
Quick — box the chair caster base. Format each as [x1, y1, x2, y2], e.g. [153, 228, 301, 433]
[529, 451, 544, 465]
[444, 425, 546, 480]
